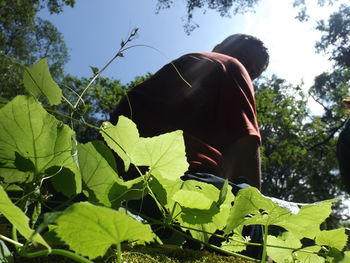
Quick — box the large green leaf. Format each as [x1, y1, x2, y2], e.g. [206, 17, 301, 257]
[266, 232, 302, 263]
[132, 131, 188, 180]
[23, 58, 62, 105]
[315, 229, 348, 251]
[101, 116, 188, 181]
[100, 117, 139, 171]
[225, 187, 337, 239]
[151, 176, 234, 242]
[294, 246, 324, 263]
[55, 202, 154, 259]
[0, 186, 49, 248]
[277, 199, 337, 239]
[0, 95, 81, 196]
[78, 141, 147, 207]
[225, 187, 291, 233]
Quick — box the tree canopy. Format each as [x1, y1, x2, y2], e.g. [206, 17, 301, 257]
[156, 0, 338, 33]
[0, 0, 74, 99]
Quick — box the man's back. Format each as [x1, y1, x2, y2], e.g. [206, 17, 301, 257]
[111, 52, 260, 177]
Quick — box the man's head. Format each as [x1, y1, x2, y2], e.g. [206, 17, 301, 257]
[212, 34, 269, 80]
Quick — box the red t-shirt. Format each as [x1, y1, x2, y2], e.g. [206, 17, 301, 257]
[110, 52, 260, 176]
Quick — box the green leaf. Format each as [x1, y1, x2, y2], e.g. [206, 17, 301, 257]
[78, 141, 119, 206]
[0, 240, 13, 263]
[172, 190, 212, 210]
[266, 232, 302, 263]
[217, 179, 229, 206]
[315, 229, 348, 251]
[23, 58, 62, 105]
[278, 199, 337, 239]
[225, 187, 337, 239]
[132, 131, 188, 180]
[341, 251, 350, 263]
[294, 246, 324, 263]
[55, 202, 154, 259]
[225, 187, 291, 234]
[0, 186, 49, 248]
[101, 116, 188, 181]
[221, 234, 247, 253]
[100, 117, 139, 171]
[0, 96, 81, 195]
[78, 141, 147, 207]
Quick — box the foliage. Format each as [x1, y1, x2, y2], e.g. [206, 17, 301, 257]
[316, 4, 350, 69]
[156, 0, 259, 34]
[255, 75, 349, 225]
[0, 0, 73, 99]
[155, 0, 339, 33]
[253, 3, 350, 224]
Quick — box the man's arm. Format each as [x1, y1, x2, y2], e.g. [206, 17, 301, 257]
[222, 135, 261, 189]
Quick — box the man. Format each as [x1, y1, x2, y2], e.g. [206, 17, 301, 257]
[111, 34, 269, 190]
[110, 34, 269, 259]
[337, 98, 350, 194]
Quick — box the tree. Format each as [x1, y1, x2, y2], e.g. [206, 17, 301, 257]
[0, 0, 75, 99]
[255, 75, 347, 225]
[156, 0, 260, 34]
[255, 3, 350, 225]
[155, 0, 338, 33]
[315, 4, 350, 69]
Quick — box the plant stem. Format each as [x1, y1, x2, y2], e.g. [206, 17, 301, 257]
[22, 249, 93, 263]
[116, 242, 122, 263]
[261, 225, 268, 263]
[0, 234, 23, 247]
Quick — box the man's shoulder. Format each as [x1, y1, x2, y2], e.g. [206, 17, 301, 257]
[175, 52, 242, 70]
[179, 51, 237, 61]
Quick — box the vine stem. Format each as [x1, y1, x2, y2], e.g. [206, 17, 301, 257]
[116, 242, 122, 263]
[261, 225, 268, 263]
[72, 28, 138, 110]
[0, 234, 23, 247]
[22, 249, 93, 263]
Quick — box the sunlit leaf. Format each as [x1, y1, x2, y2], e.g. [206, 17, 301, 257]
[172, 190, 212, 210]
[294, 246, 324, 263]
[101, 116, 188, 181]
[78, 141, 147, 207]
[266, 232, 302, 263]
[225, 187, 337, 240]
[23, 58, 62, 105]
[315, 228, 348, 251]
[55, 202, 154, 259]
[132, 131, 188, 180]
[100, 117, 139, 171]
[0, 186, 49, 248]
[0, 95, 81, 195]
[221, 233, 247, 253]
[278, 199, 337, 239]
[225, 187, 291, 234]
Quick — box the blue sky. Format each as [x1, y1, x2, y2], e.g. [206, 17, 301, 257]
[38, 0, 342, 88]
